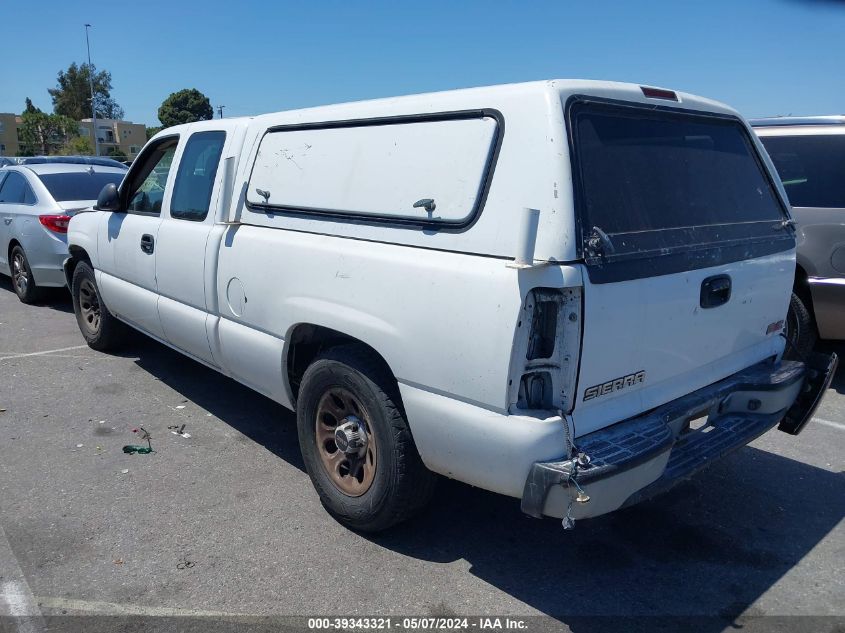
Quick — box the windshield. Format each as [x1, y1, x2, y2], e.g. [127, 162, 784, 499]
[37, 171, 126, 202]
[758, 134, 845, 208]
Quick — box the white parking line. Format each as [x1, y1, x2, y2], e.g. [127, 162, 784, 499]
[814, 417, 845, 432]
[0, 345, 89, 361]
[0, 526, 45, 632]
[33, 596, 240, 617]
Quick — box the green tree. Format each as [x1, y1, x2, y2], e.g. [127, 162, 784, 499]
[145, 125, 162, 141]
[24, 97, 41, 114]
[18, 110, 79, 156]
[106, 147, 128, 161]
[58, 136, 94, 156]
[48, 62, 124, 121]
[157, 89, 213, 128]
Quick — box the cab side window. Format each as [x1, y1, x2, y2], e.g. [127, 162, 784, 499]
[125, 137, 179, 214]
[0, 172, 36, 205]
[170, 131, 226, 221]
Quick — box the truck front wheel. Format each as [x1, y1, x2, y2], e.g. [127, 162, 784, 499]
[296, 346, 436, 532]
[71, 261, 127, 351]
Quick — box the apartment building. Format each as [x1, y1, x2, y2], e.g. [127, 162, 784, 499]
[79, 118, 147, 159]
[0, 113, 146, 159]
[0, 113, 23, 156]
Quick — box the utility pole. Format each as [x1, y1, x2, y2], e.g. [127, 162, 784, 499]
[84, 24, 99, 156]
[217, 105, 226, 119]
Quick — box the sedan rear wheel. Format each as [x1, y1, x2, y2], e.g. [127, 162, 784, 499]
[10, 245, 42, 304]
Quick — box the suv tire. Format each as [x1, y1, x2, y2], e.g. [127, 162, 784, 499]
[784, 291, 816, 360]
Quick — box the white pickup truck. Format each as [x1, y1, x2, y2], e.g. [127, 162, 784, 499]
[66, 80, 837, 532]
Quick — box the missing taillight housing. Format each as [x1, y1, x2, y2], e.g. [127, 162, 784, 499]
[38, 214, 72, 234]
[527, 300, 559, 360]
[509, 287, 582, 414]
[518, 372, 553, 409]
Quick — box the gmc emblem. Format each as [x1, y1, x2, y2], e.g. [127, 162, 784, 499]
[583, 370, 646, 401]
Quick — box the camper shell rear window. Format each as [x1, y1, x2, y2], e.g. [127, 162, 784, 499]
[568, 98, 793, 283]
[245, 110, 502, 229]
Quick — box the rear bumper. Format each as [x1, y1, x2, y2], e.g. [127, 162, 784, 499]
[521, 353, 837, 521]
[26, 229, 69, 288]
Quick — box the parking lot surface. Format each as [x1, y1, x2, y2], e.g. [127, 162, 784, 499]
[0, 279, 843, 631]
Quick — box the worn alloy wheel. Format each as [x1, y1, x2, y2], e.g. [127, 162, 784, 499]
[10, 246, 41, 304]
[315, 387, 378, 497]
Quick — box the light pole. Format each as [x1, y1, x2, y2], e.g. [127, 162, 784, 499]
[84, 24, 99, 156]
[217, 105, 226, 119]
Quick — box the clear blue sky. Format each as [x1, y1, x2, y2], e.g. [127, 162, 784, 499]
[1, 0, 842, 126]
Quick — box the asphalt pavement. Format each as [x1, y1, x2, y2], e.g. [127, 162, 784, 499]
[0, 277, 842, 632]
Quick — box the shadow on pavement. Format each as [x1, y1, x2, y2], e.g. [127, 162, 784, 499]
[113, 332, 843, 628]
[369, 448, 844, 627]
[0, 274, 74, 313]
[126, 334, 305, 472]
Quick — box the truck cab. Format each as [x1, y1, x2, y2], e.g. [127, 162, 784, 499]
[66, 80, 837, 532]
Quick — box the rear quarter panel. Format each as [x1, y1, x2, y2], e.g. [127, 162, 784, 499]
[215, 225, 580, 412]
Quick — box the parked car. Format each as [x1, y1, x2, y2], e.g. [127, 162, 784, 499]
[66, 80, 836, 532]
[16, 155, 129, 169]
[753, 116, 845, 350]
[0, 163, 126, 302]
[0, 157, 16, 168]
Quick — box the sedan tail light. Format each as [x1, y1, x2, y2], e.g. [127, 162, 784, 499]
[38, 214, 72, 234]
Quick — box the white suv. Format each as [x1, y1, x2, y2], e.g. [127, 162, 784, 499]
[65, 80, 836, 531]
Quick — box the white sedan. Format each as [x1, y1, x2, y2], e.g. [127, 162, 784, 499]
[0, 163, 126, 303]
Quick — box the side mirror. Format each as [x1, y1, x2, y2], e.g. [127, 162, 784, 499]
[95, 183, 121, 212]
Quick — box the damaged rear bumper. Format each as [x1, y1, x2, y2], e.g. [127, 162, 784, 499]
[521, 353, 838, 521]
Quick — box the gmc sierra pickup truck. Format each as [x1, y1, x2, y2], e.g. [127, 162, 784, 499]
[65, 80, 837, 532]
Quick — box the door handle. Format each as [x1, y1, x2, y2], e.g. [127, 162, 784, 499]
[140, 234, 155, 254]
[700, 274, 732, 309]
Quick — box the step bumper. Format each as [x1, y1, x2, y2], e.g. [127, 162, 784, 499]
[521, 353, 836, 521]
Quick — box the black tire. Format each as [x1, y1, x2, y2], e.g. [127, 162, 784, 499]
[10, 245, 43, 304]
[71, 261, 128, 351]
[784, 291, 816, 360]
[296, 346, 436, 532]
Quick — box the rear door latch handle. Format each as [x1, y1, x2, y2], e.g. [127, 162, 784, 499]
[700, 274, 732, 308]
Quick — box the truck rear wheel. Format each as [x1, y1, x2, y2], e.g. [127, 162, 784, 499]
[296, 346, 436, 532]
[71, 261, 127, 351]
[785, 291, 816, 360]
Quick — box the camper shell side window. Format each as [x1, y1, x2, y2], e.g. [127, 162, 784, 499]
[244, 110, 503, 229]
